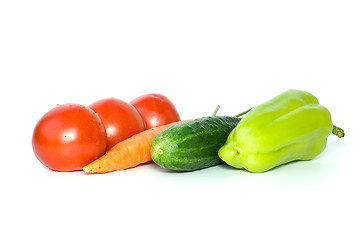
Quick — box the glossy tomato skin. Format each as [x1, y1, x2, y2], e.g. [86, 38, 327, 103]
[130, 93, 181, 129]
[32, 104, 107, 172]
[89, 98, 146, 150]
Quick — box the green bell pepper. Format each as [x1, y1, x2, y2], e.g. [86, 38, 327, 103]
[218, 89, 342, 173]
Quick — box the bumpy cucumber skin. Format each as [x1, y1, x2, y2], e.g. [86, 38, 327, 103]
[150, 116, 240, 171]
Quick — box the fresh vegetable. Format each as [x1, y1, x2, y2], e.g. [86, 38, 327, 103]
[151, 116, 240, 171]
[130, 93, 181, 129]
[32, 103, 107, 171]
[83, 120, 184, 173]
[218, 89, 343, 173]
[89, 98, 146, 150]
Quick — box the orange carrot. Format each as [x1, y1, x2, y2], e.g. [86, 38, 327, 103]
[83, 120, 185, 173]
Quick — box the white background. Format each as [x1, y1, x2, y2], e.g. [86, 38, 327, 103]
[1, 1, 358, 239]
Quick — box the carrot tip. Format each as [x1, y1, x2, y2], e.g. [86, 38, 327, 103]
[83, 166, 91, 173]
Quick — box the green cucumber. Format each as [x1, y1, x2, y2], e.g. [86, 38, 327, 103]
[150, 116, 240, 171]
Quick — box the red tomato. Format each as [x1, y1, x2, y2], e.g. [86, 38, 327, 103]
[130, 93, 181, 129]
[89, 98, 146, 150]
[32, 104, 107, 171]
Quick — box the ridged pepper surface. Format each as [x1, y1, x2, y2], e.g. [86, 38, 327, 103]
[218, 89, 333, 173]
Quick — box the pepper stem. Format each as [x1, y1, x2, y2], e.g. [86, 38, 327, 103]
[332, 125, 345, 138]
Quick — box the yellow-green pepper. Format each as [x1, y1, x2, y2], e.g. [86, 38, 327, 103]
[218, 89, 337, 173]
